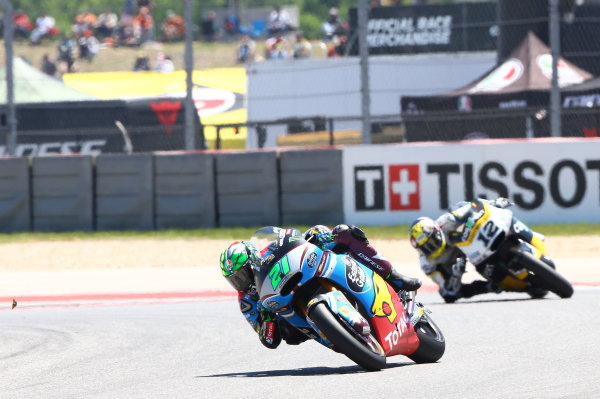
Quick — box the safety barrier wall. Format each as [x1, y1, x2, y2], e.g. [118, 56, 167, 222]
[32, 156, 93, 232]
[215, 152, 279, 227]
[0, 148, 345, 232]
[0, 158, 30, 232]
[154, 153, 216, 229]
[279, 149, 343, 225]
[96, 154, 154, 231]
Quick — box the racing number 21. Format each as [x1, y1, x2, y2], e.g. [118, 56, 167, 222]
[476, 220, 499, 246]
[269, 256, 290, 290]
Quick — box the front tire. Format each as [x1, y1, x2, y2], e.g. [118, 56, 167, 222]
[512, 249, 574, 298]
[408, 313, 445, 364]
[308, 302, 386, 371]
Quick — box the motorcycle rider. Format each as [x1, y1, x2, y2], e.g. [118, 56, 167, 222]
[304, 224, 422, 292]
[220, 223, 421, 350]
[220, 236, 310, 350]
[408, 197, 512, 303]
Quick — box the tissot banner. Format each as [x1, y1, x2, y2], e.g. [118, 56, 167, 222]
[343, 139, 600, 225]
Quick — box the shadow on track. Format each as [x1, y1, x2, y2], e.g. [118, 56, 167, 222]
[199, 361, 413, 378]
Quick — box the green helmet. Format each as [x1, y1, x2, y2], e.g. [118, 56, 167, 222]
[220, 241, 261, 291]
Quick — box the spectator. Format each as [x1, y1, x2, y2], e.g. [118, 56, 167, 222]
[78, 30, 100, 61]
[322, 8, 347, 41]
[72, 10, 97, 38]
[41, 54, 57, 77]
[133, 52, 151, 71]
[57, 34, 77, 73]
[12, 9, 33, 39]
[30, 12, 57, 44]
[268, 6, 293, 36]
[132, 6, 154, 45]
[224, 14, 239, 37]
[161, 9, 185, 42]
[293, 32, 312, 59]
[265, 33, 290, 60]
[137, 0, 154, 11]
[237, 34, 256, 63]
[201, 10, 220, 42]
[327, 35, 348, 58]
[155, 52, 174, 73]
[95, 8, 118, 39]
[119, 0, 137, 44]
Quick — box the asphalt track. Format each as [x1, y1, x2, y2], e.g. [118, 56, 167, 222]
[1, 285, 599, 398]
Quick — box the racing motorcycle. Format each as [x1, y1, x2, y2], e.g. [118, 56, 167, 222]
[250, 226, 445, 371]
[448, 199, 573, 299]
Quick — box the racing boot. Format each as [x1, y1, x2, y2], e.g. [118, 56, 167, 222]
[385, 269, 422, 292]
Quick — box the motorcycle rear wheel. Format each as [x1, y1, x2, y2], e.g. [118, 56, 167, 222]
[408, 313, 446, 364]
[513, 249, 574, 298]
[309, 302, 386, 371]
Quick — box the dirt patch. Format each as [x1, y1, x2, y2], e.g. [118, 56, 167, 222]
[1, 235, 597, 272]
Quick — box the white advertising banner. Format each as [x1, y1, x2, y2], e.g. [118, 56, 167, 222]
[342, 139, 600, 225]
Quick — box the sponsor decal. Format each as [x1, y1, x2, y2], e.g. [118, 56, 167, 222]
[384, 315, 409, 350]
[345, 257, 367, 293]
[239, 299, 253, 313]
[367, 15, 453, 48]
[150, 100, 181, 135]
[469, 58, 523, 93]
[498, 99, 527, 109]
[583, 127, 599, 138]
[370, 274, 397, 324]
[537, 54, 586, 86]
[306, 252, 318, 268]
[354, 159, 600, 212]
[0, 140, 106, 156]
[354, 166, 385, 210]
[265, 300, 280, 310]
[458, 95, 472, 112]
[265, 321, 275, 344]
[389, 164, 420, 210]
[563, 94, 600, 109]
[316, 252, 329, 276]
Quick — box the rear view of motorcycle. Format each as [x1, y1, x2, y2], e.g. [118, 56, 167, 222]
[251, 226, 445, 371]
[448, 199, 573, 299]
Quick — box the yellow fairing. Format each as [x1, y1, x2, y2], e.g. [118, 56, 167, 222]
[530, 235, 548, 256]
[453, 202, 490, 247]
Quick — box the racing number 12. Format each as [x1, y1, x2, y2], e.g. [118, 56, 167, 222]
[476, 220, 499, 246]
[269, 256, 290, 290]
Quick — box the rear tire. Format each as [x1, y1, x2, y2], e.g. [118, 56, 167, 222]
[513, 250, 574, 298]
[408, 313, 445, 364]
[309, 302, 386, 371]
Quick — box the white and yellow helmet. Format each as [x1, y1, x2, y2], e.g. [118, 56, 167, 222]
[409, 217, 447, 260]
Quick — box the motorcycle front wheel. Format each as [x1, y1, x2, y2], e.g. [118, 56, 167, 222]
[308, 302, 386, 371]
[408, 313, 446, 364]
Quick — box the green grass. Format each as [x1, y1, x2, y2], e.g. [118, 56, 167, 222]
[0, 223, 598, 243]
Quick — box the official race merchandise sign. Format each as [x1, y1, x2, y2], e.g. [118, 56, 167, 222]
[343, 139, 600, 225]
[349, 2, 497, 55]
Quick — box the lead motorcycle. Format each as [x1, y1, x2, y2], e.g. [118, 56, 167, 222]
[448, 199, 573, 299]
[250, 226, 445, 371]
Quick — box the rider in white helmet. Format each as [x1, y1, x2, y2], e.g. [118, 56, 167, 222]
[408, 198, 512, 303]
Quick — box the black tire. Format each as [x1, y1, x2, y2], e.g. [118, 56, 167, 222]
[408, 313, 446, 364]
[513, 249, 574, 298]
[308, 302, 386, 371]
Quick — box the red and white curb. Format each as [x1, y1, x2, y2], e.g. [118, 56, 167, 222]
[1, 283, 597, 311]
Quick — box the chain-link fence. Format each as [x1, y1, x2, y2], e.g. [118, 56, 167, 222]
[399, 0, 600, 142]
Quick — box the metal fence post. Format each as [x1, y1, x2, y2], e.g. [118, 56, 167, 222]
[2, 0, 16, 155]
[549, 0, 561, 137]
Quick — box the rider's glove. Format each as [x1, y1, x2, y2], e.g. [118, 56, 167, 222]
[258, 310, 281, 349]
[451, 257, 466, 277]
[492, 197, 512, 209]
